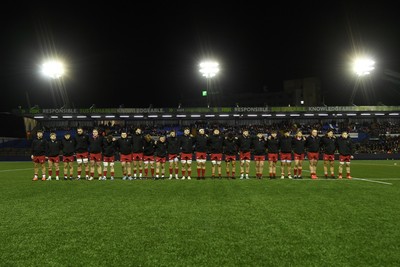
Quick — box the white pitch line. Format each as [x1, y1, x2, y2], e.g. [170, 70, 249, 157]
[352, 162, 399, 167]
[352, 177, 393, 185]
[0, 168, 32, 173]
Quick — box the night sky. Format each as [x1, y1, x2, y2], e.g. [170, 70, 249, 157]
[1, 2, 400, 112]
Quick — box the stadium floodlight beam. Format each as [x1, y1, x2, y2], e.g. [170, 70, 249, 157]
[41, 60, 65, 79]
[199, 61, 220, 78]
[41, 59, 70, 108]
[353, 57, 375, 76]
[199, 61, 219, 107]
[349, 56, 375, 105]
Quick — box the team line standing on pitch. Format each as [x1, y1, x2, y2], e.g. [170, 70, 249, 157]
[30, 127, 354, 181]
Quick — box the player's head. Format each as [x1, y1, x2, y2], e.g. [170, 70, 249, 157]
[107, 134, 113, 142]
[341, 131, 348, 139]
[50, 132, 56, 140]
[92, 128, 99, 136]
[36, 129, 43, 138]
[184, 127, 190, 135]
[271, 129, 277, 138]
[64, 131, 71, 139]
[77, 127, 84, 135]
[327, 129, 334, 137]
[213, 128, 220, 135]
[170, 130, 176, 137]
[242, 129, 249, 137]
[227, 132, 234, 140]
[144, 134, 152, 142]
[284, 129, 290, 137]
[257, 132, 263, 139]
[296, 130, 303, 138]
[135, 127, 142, 135]
[159, 135, 166, 142]
[120, 128, 127, 138]
[198, 128, 205, 135]
[311, 129, 318, 137]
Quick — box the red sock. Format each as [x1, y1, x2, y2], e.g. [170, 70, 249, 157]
[56, 170, 59, 176]
[103, 171, 107, 176]
[197, 169, 201, 177]
[202, 169, 205, 177]
[48, 170, 52, 176]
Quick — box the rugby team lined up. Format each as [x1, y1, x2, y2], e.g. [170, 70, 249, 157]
[30, 126, 354, 181]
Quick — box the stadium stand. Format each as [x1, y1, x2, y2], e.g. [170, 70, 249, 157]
[1, 106, 398, 161]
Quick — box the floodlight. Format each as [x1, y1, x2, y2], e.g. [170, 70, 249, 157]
[353, 57, 375, 76]
[199, 61, 219, 78]
[42, 60, 65, 79]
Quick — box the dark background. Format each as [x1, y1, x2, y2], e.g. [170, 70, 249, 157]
[1, 2, 400, 136]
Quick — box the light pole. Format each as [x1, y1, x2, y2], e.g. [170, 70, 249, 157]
[41, 60, 70, 108]
[199, 61, 219, 107]
[349, 57, 375, 105]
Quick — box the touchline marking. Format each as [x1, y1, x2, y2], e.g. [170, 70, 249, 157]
[352, 178, 393, 185]
[0, 168, 32, 173]
[353, 162, 399, 167]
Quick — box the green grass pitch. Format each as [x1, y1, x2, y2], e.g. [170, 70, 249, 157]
[0, 160, 399, 266]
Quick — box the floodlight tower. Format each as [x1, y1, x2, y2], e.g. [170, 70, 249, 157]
[349, 57, 375, 105]
[199, 61, 219, 107]
[41, 60, 70, 108]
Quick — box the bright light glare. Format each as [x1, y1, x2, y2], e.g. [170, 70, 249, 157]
[199, 61, 219, 78]
[42, 60, 65, 79]
[353, 57, 375, 76]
